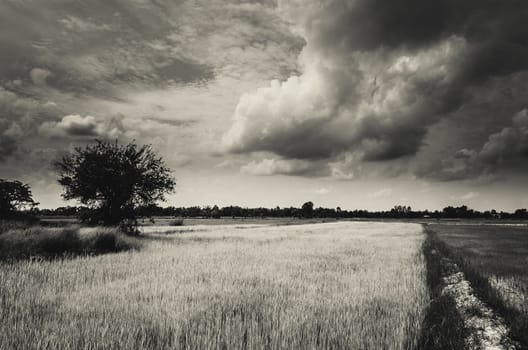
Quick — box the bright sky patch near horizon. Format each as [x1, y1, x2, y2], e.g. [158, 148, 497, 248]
[1, 0, 528, 211]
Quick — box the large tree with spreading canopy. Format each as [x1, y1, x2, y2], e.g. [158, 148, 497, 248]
[55, 140, 175, 233]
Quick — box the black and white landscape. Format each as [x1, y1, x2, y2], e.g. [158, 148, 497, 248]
[1, 1, 527, 349]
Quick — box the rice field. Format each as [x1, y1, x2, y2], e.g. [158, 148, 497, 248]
[426, 223, 528, 347]
[0, 222, 428, 349]
[426, 224, 528, 308]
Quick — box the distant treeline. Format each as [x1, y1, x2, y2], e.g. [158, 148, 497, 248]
[36, 204, 528, 220]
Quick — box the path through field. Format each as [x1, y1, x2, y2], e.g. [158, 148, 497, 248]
[0, 222, 427, 349]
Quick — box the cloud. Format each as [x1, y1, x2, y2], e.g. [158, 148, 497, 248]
[0, 86, 62, 161]
[0, 0, 307, 208]
[145, 116, 197, 128]
[460, 192, 479, 200]
[39, 114, 124, 139]
[58, 16, 111, 32]
[0, 120, 18, 161]
[56, 115, 99, 136]
[368, 188, 393, 199]
[424, 109, 528, 180]
[223, 0, 528, 180]
[241, 158, 327, 176]
[0, 0, 221, 98]
[0, 0, 301, 172]
[480, 110, 528, 162]
[0, 0, 303, 101]
[313, 187, 330, 195]
[30, 68, 52, 86]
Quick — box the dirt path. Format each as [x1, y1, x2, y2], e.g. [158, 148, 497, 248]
[437, 253, 519, 350]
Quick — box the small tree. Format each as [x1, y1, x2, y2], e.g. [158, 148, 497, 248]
[0, 179, 38, 219]
[55, 140, 175, 233]
[301, 201, 314, 218]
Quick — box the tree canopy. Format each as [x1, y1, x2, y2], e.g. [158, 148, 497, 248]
[0, 179, 38, 219]
[301, 201, 314, 218]
[55, 140, 175, 231]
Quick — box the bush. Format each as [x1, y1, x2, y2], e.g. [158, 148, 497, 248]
[169, 218, 184, 226]
[81, 227, 142, 253]
[0, 226, 141, 260]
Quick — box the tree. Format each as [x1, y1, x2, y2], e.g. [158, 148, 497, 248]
[211, 205, 221, 219]
[55, 140, 175, 233]
[301, 201, 314, 218]
[0, 179, 38, 219]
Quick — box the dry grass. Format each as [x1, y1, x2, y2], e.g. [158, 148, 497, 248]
[0, 222, 427, 349]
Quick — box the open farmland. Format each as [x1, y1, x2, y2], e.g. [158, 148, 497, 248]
[425, 223, 528, 348]
[0, 222, 427, 349]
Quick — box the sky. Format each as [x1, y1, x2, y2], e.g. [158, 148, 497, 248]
[1, 0, 528, 211]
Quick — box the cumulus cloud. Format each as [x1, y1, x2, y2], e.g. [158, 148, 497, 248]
[427, 109, 528, 180]
[223, 0, 528, 179]
[480, 110, 528, 162]
[241, 158, 327, 176]
[56, 115, 99, 136]
[39, 114, 124, 139]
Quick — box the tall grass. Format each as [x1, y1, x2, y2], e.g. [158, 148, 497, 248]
[0, 225, 141, 260]
[0, 219, 33, 234]
[0, 222, 428, 349]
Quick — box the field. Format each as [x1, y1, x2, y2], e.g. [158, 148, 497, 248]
[425, 223, 528, 348]
[0, 222, 427, 349]
[37, 216, 338, 228]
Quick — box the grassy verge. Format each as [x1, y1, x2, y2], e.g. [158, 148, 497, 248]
[423, 224, 528, 350]
[0, 225, 141, 260]
[417, 230, 467, 350]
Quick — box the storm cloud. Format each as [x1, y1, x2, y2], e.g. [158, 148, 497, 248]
[2, 0, 528, 210]
[223, 0, 528, 179]
[424, 109, 528, 181]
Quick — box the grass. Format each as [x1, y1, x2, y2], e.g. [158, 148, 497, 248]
[417, 231, 468, 350]
[425, 223, 528, 349]
[0, 219, 34, 234]
[41, 216, 338, 227]
[0, 222, 428, 349]
[168, 218, 184, 226]
[0, 225, 141, 260]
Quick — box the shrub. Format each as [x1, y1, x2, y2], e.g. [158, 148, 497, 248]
[169, 218, 184, 226]
[81, 227, 142, 253]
